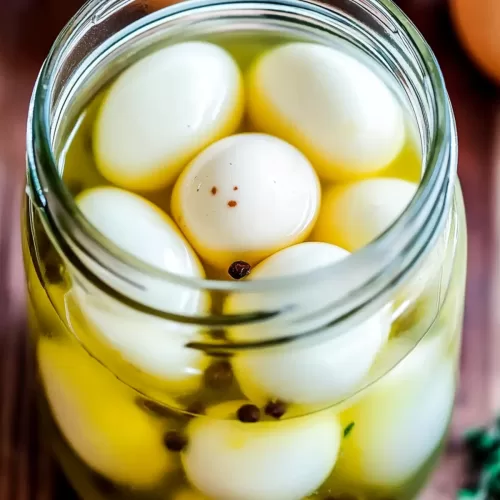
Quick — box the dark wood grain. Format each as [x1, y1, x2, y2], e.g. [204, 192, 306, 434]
[0, 0, 496, 498]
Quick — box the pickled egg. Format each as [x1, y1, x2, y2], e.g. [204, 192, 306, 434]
[182, 401, 341, 500]
[312, 178, 418, 252]
[171, 133, 320, 270]
[76, 187, 208, 390]
[38, 338, 173, 488]
[94, 41, 244, 191]
[330, 331, 455, 488]
[311, 178, 444, 307]
[247, 43, 405, 181]
[226, 243, 390, 406]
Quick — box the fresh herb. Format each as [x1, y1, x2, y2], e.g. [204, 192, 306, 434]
[343, 422, 355, 438]
[459, 419, 500, 499]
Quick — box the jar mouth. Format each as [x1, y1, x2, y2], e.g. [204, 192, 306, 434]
[27, 0, 456, 317]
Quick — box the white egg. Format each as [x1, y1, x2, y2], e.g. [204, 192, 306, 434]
[38, 338, 173, 488]
[226, 243, 390, 406]
[94, 41, 244, 191]
[77, 187, 204, 278]
[312, 178, 418, 252]
[171, 133, 320, 270]
[248, 42, 405, 181]
[75, 187, 208, 390]
[311, 178, 444, 309]
[182, 401, 341, 500]
[77, 298, 208, 393]
[331, 330, 455, 488]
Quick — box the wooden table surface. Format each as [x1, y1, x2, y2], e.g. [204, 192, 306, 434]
[0, 0, 497, 498]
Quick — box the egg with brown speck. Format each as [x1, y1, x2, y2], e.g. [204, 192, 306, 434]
[171, 133, 320, 271]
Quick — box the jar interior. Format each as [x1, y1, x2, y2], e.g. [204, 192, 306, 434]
[25, 1, 464, 499]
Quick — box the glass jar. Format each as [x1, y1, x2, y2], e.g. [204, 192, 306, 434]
[24, 0, 465, 499]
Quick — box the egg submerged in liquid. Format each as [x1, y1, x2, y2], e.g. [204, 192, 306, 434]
[248, 42, 405, 181]
[182, 401, 342, 500]
[38, 338, 174, 489]
[172, 133, 320, 271]
[74, 187, 208, 392]
[94, 41, 244, 191]
[313, 178, 418, 252]
[226, 242, 391, 406]
[328, 330, 455, 491]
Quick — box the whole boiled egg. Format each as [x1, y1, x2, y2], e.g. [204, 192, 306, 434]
[226, 242, 390, 406]
[38, 338, 174, 488]
[182, 401, 341, 500]
[171, 133, 320, 271]
[451, 0, 500, 84]
[312, 178, 418, 252]
[247, 42, 405, 181]
[75, 187, 208, 392]
[94, 41, 243, 191]
[329, 329, 455, 489]
[311, 178, 447, 308]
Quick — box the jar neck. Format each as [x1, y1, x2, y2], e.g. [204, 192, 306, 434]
[26, 0, 457, 345]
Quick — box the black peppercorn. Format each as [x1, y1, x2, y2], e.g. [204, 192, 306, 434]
[228, 261, 251, 280]
[204, 360, 233, 390]
[237, 404, 261, 423]
[164, 431, 188, 452]
[264, 400, 287, 419]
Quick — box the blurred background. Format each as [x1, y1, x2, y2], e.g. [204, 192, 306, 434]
[0, 0, 498, 498]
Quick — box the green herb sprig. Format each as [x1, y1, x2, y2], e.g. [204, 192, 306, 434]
[343, 422, 355, 438]
[459, 419, 500, 499]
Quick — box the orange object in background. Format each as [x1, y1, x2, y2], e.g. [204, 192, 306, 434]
[147, 0, 179, 11]
[450, 0, 500, 85]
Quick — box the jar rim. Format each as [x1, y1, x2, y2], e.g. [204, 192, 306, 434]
[26, 0, 456, 306]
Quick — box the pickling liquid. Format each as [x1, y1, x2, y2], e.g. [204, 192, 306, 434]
[24, 28, 466, 500]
